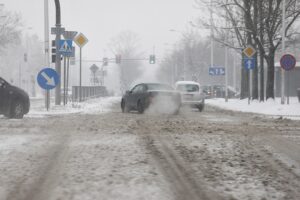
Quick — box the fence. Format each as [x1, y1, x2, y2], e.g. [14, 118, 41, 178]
[72, 86, 108, 102]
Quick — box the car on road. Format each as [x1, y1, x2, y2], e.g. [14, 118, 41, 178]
[0, 77, 30, 119]
[121, 83, 181, 114]
[175, 81, 205, 112]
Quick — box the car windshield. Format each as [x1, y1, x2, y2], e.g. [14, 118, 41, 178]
[177, 84, 199, 92]
[146, 83, 173, 91]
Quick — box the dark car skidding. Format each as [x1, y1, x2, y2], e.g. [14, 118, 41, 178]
[0, 77, 30, 119]
[121, 83, 181, 114]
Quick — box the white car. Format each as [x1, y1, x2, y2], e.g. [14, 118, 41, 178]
[175, 81, 205, 112]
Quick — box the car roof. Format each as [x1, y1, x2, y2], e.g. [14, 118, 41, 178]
[175, 81, 200, 86]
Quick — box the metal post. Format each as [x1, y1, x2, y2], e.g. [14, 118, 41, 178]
[79, 47, 82, 102]
[63, 56, 66, 105]
[54, 0, 61, 105]
[210, 0, 214, 71]
[225, 45, 228, 102]
[281, 0, 286, 104]
[66, 57, 70, 104]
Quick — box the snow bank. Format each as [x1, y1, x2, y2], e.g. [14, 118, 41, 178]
[206, 97, 300, 120]
[27, 97, 121, 118]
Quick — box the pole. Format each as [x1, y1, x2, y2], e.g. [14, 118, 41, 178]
[281, 0, 286, 104]
[210, 0, 214, 71]
[44, 0, 50, 110]
[63, 56, 66, 105]
[79, 47, 82, 102]
[225, 45, 228, 102]
[66, 57, 70, 104]
[54, 0, 61, 105]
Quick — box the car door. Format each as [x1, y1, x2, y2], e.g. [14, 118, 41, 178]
[127, 84, 141, 108]
[0, 78, 9, 113]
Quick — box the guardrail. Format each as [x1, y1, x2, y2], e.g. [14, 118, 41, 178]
[72, 86, 108, 102]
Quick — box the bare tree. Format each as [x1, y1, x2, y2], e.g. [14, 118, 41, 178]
[195, 0, 300, 100]
[0, 10, 22, 50]
[109, 31, 144, 92]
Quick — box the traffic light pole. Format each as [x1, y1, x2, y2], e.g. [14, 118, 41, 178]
[54, 0, 62, 105]
[44, 0, 50, 110]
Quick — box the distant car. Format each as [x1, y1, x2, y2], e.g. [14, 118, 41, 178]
[0, 77, 30, 119]
[212, 85, 239, 98]
[175, 81, 205, 112]
[121, 83, 181, 114]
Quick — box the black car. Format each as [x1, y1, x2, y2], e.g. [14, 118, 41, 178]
[0, 77, 30, 119]
[121, 83, 181, 114]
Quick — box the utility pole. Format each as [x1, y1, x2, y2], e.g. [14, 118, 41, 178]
[54, 0, 62, 105]
[281, 0, 286, 104]
[44, 0, 50, 110]
[210, 0, 214, 71]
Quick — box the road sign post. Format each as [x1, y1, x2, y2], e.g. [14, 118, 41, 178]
[280, 54, 296, 105]
[37, 68, 60, 90]
[243, 46, 257, 105]
[74, 33, 89, 102]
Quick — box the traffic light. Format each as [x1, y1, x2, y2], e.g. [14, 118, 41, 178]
[149, 55, 155, 64]
[24, 53, 28, 62]
[103, 57, 108, 66]
[51, 40, 56, 63]
[115, 54, 122, 64]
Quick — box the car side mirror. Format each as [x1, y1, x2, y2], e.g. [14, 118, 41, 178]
[125, 90, 131, 95]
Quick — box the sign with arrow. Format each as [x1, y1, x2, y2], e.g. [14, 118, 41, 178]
[209, 67, 225, 76]
[244, 58, 256, 70]
[37, 68, 60, 90]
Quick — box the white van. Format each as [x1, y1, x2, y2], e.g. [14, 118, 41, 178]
[175, 81, 205, 112]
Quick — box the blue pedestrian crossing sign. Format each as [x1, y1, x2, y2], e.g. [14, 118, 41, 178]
[244, 58, 256, 70]
[37, 68, 60, 90]
[59, 40, 73, 54]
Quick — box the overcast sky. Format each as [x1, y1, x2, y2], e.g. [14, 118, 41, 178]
[1, 0, 203, 60]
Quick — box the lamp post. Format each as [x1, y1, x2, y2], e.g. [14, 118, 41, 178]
[54, 0, 62, 105]
[169, 29, 192, 80]
[281, 0, 286, 104]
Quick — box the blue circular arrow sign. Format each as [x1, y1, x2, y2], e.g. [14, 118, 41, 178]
[37, 68, 60, 90]
[280, 54, 296, 71]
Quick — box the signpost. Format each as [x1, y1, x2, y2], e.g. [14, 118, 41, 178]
[209, 67, 225, 76]
[280, 54, 296, 71]
[74, 33, 89, 102]
[280, 54, 296, 104]
[244, 58, 256, 70]
[243, 45, 257, 105]
[37, 68, 60, 90]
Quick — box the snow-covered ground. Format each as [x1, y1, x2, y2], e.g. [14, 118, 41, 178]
[206, 97, 300, 120]
[27, 97, 121, 118]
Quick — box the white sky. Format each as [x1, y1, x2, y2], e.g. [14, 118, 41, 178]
[1, 0, 203, 60]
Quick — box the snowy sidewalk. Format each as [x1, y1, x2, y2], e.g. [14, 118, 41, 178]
[27, 97, 121, 118]
[206, 97, 300, 120]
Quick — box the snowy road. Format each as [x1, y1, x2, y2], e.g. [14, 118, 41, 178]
[0, 99, 300, 200]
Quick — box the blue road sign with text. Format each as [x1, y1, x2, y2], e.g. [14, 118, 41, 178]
[209, 67, 225, 76]
[244, 58, 256, 70]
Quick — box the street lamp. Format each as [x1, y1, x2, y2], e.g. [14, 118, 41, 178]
[169, 29, 190, 80]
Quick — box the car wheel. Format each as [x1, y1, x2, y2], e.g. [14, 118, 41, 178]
[121, 99, 129, 113]
[173, 108, 180, 115]
[198, 104, 204, 112]
[137, 100, 144, 114]
[10, 100, 25, 119]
